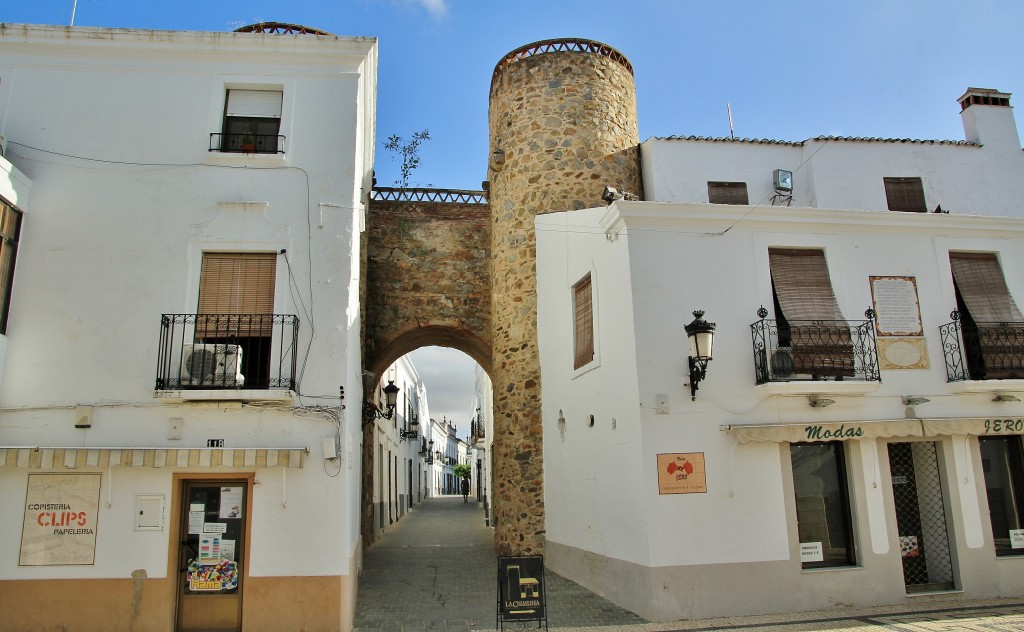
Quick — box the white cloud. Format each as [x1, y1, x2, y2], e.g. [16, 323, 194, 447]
[418, 0, 448, 20]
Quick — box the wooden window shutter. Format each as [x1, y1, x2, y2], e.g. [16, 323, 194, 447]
[949, 253, 1023, 323]
[769, 249, 853, 377]
[574, 275, 594, 369]
[198, 253, 277, 336]
[883, 177, 926, 212]
[708, 181, 749, 205]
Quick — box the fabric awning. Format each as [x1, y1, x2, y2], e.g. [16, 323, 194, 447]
[922, 418, 1024, 436]
[0, 447, 308, 470]
[725, 419, 924, 445]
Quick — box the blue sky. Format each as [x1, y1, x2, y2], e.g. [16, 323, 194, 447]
[6, 0, 1024, 425]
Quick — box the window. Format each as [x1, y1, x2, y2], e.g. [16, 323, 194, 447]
[791, 442, 855, 568]
[573, 274, 594, 369]
[883, 177, 926, 213]
[197, 253, 277, 387]
[768, 249, 853, 377]
[949, 252, 1024, 379]
[221, 90, 283, 154]
[708, 181, 749, 205]
[0, 197, 22, 335]
[979, 436, 1024, 555]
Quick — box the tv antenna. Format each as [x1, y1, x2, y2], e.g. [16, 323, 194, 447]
[727, 102, 735, 139]
[70, 0, 78, 26]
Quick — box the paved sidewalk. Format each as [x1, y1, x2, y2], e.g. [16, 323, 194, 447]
[354, 497, 1024, 631]
[352, 496, 646, 631]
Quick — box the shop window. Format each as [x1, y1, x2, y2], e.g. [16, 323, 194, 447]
[949, 252, 1024, 379]
[708, 181, 749, 205]
[0, 197, 22, 335]
[883, 177, 926, 212]
[791, 441, 855, 568]
[768, 249, 853, 377]
[979, 436, 1024, 555]
[573, 274, 594, 369]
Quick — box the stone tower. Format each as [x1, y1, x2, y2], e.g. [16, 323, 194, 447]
[487, 39, 642, 554]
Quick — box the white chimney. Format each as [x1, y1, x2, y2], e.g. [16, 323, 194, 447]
[958, 88, 1020, 154]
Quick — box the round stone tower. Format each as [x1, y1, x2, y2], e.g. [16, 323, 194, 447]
[487, 39, 642, 555]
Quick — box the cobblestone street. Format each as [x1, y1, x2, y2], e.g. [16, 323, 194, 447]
[353, 497, 1024, 631]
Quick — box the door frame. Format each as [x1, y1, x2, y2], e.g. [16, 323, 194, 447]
[168, 472, 255, 631]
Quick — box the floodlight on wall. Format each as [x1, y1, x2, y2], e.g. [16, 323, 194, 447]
[994, 393, 1021, 403]
[684, 310, 716, 401]
[809, 396, 836, 408]
[902, 396, 931, 406]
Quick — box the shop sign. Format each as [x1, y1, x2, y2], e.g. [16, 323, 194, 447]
[804, 424, 864, 441]
[20, 473, 101, 566]
[497, 555, 546, 629]
[657, 452, 707, 494]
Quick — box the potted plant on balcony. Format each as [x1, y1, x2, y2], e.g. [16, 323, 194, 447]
[241, 133, 256, 153]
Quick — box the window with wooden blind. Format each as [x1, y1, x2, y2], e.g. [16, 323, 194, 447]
[198, 253, 277, 337]
[573, 275, 594, 370]
[883, 177, 926, 212]
[768, 249, 853, 377]
[949, 252, 1024, 378]
[708, 181, 749, 205]
[0, 197, 22, 335]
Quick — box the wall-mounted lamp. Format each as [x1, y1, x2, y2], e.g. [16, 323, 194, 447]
[363, 380, 400, 425]
[810, 396, 836, 408]
[400, 416, 419, 441]
[684, 310, 716, 400]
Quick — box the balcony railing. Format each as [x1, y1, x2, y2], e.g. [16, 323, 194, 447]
[470, 420, 486, 441]
[156, 314, 299, 390]
[209, 133, 285, 154]
[750, 308, 881, 385]
[940, 310, 1024, 381]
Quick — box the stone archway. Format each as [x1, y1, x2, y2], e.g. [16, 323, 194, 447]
[360, 188, 492, 547]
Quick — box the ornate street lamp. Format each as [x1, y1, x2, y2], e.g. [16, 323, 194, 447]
[684, 310, 716, 400]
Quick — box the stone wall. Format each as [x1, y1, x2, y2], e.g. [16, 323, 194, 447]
[487, 41, 642, 555]
[361, 193, 491, 545]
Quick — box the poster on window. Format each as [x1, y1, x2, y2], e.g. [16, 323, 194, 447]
[656, 453, 707, 494]
[900, 535, 920, 557]
[1010, 529, 1024, 549]
[20, 473, 101, 566]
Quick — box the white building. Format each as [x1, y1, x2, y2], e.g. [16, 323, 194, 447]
[472, 365, 494, 518]
[537, 88, 1024, 621]
[0, 23, 376, 632]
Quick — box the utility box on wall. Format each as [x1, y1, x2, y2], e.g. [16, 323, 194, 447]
[135, 494, 165, 531]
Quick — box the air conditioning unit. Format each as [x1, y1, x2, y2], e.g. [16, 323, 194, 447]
[770, 347, 796, 378]
[181, 344, 244, 387]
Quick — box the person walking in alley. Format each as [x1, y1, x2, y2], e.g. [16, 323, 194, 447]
[461, 476, 470, 503]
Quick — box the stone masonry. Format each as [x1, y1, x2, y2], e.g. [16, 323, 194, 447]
[361, 191, 491, 545]
[361, 39, 642, 555]
[487, 40, 642, 555]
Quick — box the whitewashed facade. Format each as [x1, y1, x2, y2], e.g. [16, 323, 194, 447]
[0, 24, 376, 631]
[537, 89, 1024, 620]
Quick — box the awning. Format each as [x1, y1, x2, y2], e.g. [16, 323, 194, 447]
[0, 447, 308, 470]
[724, 419, 924, 445]
[922, 418, 1024, 437]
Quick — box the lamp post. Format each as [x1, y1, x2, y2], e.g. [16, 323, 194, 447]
[684, 310, 716, 400]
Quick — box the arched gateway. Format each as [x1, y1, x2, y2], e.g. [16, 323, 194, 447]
[362, 39, 641, 555]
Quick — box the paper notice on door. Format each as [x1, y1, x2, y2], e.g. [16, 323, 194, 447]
[198, 533, 221, 565]
[203, 522, 227, 534]
[800, 541, 823, 563]
[1010, 529, 1024, 549]
[221, 539, 236, 561]
[219, 487, 243, 519]
[188, 511, 205, 535]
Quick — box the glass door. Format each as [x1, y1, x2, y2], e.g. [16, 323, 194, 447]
[176, 480, 247, 632]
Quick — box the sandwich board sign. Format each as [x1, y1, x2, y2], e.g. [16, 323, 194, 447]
[497, 554, 547, 630]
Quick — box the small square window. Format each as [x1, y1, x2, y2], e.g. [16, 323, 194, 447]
[883, 177, 926, 212]
[220, 90, 283, 154]
[708, 181, 749, 205]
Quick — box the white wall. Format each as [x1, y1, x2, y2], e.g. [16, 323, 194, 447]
[0, 24, 376, 582]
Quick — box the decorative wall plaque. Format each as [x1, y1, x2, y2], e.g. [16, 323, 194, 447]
[870, 276, 923, 337]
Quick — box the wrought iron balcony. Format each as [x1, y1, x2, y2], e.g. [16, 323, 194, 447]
[470, 419, 486, 441]
[750, 308, 881, 384]
[940, 310, 1024, 381]
[155, 314, 299, 390]
[209, 133, 285, 154]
